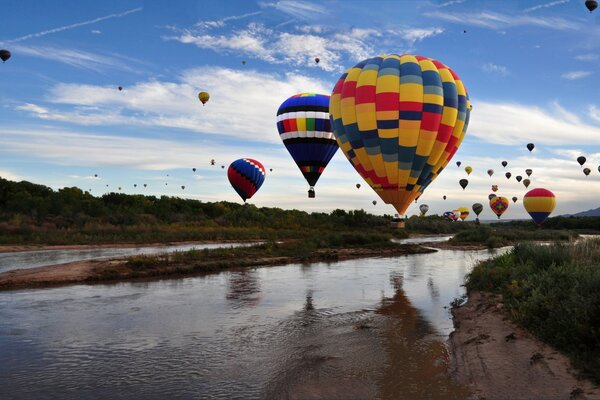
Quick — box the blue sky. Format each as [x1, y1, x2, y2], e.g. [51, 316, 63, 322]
[1, 0, 600, 220]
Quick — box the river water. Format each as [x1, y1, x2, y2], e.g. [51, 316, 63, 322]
[0, 241, 509, 400]
[0, 242, 259, 273]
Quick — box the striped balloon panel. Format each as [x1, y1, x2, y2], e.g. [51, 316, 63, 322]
[489, 196, 509, 218]
[227, 158, 266, 202]
[330, 54, 470, 215]
[277, 93, 338, 187]
[523, 188, 556, 225]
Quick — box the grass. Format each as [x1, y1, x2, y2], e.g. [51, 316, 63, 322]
[449, 225, 576, 248]
[466, 239, 600, 383]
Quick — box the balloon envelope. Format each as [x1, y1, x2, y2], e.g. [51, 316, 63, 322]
[489, 196, 509, 219]
[577, 156, 586, 166]
[583, 167, 591, 176]
[198, 91, 210, 105]
[277, 93, 338, 194]
[459, 178, 468, 190]
[512, 196, 518, 203]
[330, 54, 470, 216]
[456, 161, 462, 167]
[487, 169, 494, 177]
[419, 204, 429, 215]
[523, 178, 531, 188]
[0, 49, 10, 62]
[526, 143, 534, 152]
[227, 158, 266, 202]
[516, 175, 522, 182]
[488, 193, 496, 200]
[472, 202, 483, 216]
[586, 0, 598, 12]
[457, 207, 469, 221]
[491, 185, 498, 192]
[523, 188, 556, 226]
[465, 166, 472, 175]
[525, 169, 532, 177]
[501, 161, 508, 167]
[505, 172, 511, 179]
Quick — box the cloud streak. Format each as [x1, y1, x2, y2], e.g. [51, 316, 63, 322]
[426, 10, 578, 30]
[561, 70, 592, 80]
[523, 0, 570, 13]
[2, 7, 142, 44]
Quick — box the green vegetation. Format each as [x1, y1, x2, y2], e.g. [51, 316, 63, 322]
[0, 177, 406, 245]
[466, 240, 600, 382]
[449, 225, 576, 248]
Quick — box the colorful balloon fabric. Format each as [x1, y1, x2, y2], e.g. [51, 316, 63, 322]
[523, 188, 556, 226]
[443, 211, 454, 221]
[227, 158, 266, 202]
[419, 204, 429, 216]
[277, 93, 338, 197]
[459, 178, 468, 190]
[489, 196, 509, 219]
[488, 193, 496, 200]
[457, 207, 469, 221]
[465, 166, 472, 175]
[330, 54, 471, 216]
[472, 202, 483, 216]
[523, 178, 531, 188]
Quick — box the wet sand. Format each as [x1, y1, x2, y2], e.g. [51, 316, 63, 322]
[450, 291, 600, 400]
[0, 245, 435, 291]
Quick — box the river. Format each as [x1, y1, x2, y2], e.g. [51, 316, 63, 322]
[0, 242, 509, 400]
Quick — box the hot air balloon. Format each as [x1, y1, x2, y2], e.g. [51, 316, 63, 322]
[465, 166, 472, 175]
[210, 159, 215, 166]
[314, 57, 320, 64]
[452, 210, 461, 221]
[443, 211, 454, 221]
[269, 168, 273, 172]
[419, 204, 429, 216]
[192, 168, 196, 172]
[227, 158, 266, 202]
[143, 184, 147, 188]
[501, 161, 508, 167]
[330, 54, 471, 218]
[488, 193, 496, 200]
[489, 196, 509, 219]
[492, 185, 498, 192]
[505, 172, 511, 179]
[577, 156, 586, 166]
[583, 167, 591, 176]
[356, 183, 361, 189]
[118, 86, 123, 91]
[0, 49, 11, 63]
[94, 174, 98, 178]
[118, 187, 122, 191]
[221, 165, 225, 169]
[472, 203, 483, 216]
[523, 188, 556, 226]
[456, 161, 462, 167]
[277, 93, 338, 198]
[586, 0, 598, 12]
[372, 200, 377, 205]
[523, 178, 531, 188]
[181, 185, 185, 190]
[459, 178, 469, 190]
[526, 143, 534, 152]
[512, 196, 518, 203]
[598, 165, 600, 173]
[198, 91, 210, 106]
[443, 195, 447, 200]
[525, 168, 532, 177]
[487, 169, 494, 177]
[457, 207, 469, 221]
[516, 175, 522, 183]
[242, 60, 246, 65]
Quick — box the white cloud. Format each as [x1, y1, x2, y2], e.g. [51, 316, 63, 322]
[523, 0, 570, 13]
[91, 30, 102, 34]
[438, 0, 466, 7]
[168, 23, 443, 72]
[195, 11, 263, 30]
[0, 169, 23, 181]
[11, 44, 145, 73]
[426, 10, 578, 30]
[575, 53, 599, 61]
[468, 100, 600, 145]
[2, 7, 142, 44]
[16, 67, 331, 144]
[482, 62, 509, 76]
[561, 70, 592, 80]
[258, 1, 328, 20]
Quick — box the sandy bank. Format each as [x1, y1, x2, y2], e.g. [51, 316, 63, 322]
[450, 291, 599, 400]
[0, 244, 434, 291]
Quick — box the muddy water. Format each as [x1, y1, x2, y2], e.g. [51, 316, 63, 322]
[0, 242, 259, 273]
[0, 246, 507, 400]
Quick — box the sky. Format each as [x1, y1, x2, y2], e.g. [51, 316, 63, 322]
[1, 0, 600, 220]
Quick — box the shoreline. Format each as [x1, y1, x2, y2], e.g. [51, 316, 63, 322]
[0, 244, 435, 291]
[450, 291, 599, 400]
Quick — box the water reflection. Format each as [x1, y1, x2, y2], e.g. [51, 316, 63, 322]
[0, 248, 507, 399]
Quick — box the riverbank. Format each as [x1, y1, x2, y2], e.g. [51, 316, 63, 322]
[450, 291, 599, 400]
[0, 242, 435, 291]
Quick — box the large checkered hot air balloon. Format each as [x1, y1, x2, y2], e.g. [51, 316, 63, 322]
[277, 93, 338, 198]
[330, 54, 470, 218]
[227, 158, 266, 203]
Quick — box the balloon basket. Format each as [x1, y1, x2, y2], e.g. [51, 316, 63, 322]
[308, 188, 315, 198]
[390, 217, 405, 229]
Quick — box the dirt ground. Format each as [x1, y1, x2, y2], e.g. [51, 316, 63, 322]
[450, 291, 600, 400]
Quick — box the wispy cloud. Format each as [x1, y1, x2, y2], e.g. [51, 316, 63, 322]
[258, 1, 328, 20]
[575, 53, 599, 61]
[438, 0, 466, 7]
[523, 0, 570, 13]
[468, 100, 600, 145]
[561, 70, 592, 80]
[482, 62, 509, 76]
[91, 30, 102, 35]
[426, 10, 578, 30]
[1, 7, 142, 44]
[168, 23, 443, 71]
[196, 11, 262, 30]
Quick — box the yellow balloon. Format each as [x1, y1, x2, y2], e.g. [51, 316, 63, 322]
[198, 91, 210, 105]
[465, 166, 472, 175]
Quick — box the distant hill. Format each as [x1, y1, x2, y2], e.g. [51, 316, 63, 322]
[566, 207, 600, 217]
